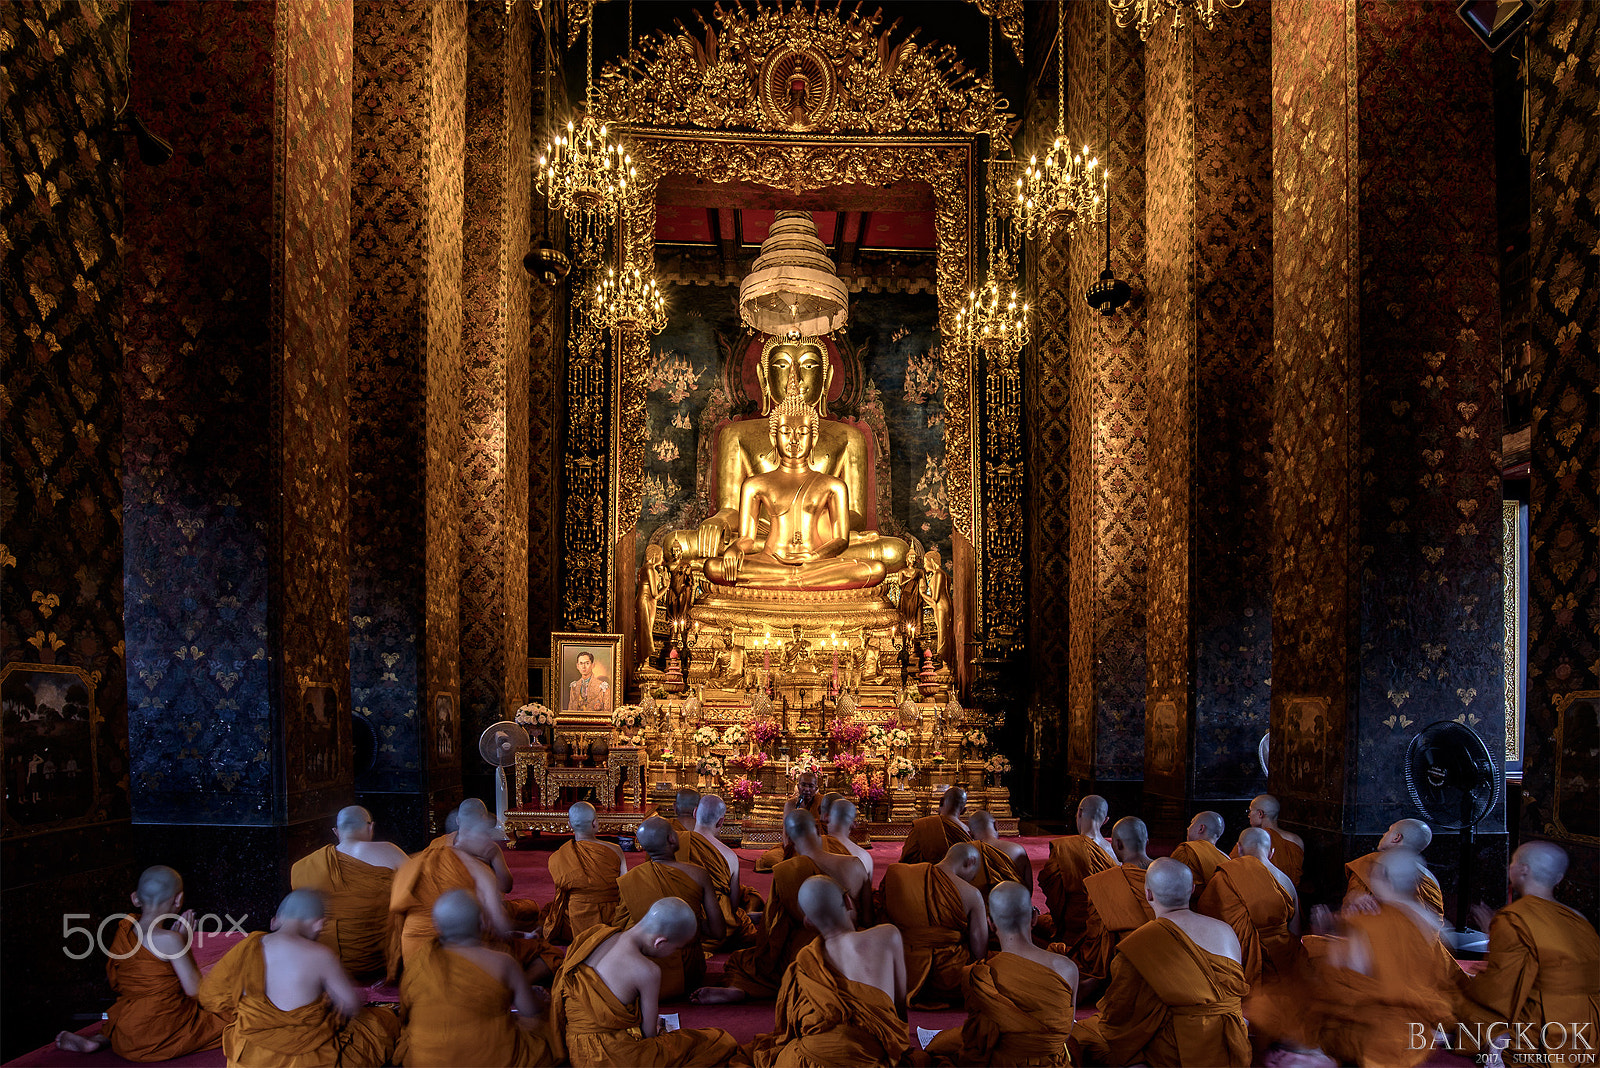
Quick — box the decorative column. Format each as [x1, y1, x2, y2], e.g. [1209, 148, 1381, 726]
[1142, 0, 1273, 833]
[121, 0, 355, 895]
[348, 0, 465, 844]
[459, 0, 532, 798]
[1270, 1, 1505, 903]
[1519, 0, 1599, 923]
[558, 232, 613, 632]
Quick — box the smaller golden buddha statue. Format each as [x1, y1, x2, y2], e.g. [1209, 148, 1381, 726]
[704, 381, 889, 591]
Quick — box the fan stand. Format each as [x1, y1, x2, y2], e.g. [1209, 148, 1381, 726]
[1446, 787, 1491, 954]
[495, 762, 511, 836]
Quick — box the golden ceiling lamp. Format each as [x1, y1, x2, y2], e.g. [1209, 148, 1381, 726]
[1015, 0, 1103, 240]
[1109, 0, 1245, 39]
[536, 18, 634, 220]
[738, 211, 850, 338]
[592, 262, 668, 335]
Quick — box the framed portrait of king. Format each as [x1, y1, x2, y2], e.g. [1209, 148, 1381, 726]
[548, 633, 621, 728]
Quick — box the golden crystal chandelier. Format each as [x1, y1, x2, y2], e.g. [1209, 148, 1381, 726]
[955, 269, 1030, 356]
[536, 22, 634, 219]
[592, 262, 667, 334]
[1016, 0, 1103, 240]
[1109, 0, 1245, 40]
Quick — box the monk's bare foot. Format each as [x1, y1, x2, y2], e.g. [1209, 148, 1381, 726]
[690, 986, 746, 1004]
[55, 1031, 107, 1053]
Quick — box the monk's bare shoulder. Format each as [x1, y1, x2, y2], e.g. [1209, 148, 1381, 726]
[860, 922, 904, 953]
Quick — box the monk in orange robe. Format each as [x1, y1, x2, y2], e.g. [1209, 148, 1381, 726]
[1040, 793, 1118, 954]
[824, 795, 876, 883]
[897, 786, 973, 864]
[289, 805, 408, 978]
[1079, 817, 1156, 985]
[398, 889, 555, 1066]
[434, 798, 542, 926]
[55, 866, 228, 1061]
[198, 890, 399, 1067]
[1168, 811, 1229, 903]
[544, 801, 625, 944]
[390, 807, 554, 982]
[881, 842, 988, 1008]
[1344, 818, 1445, 919]
[970, 809, 1031, 892]
[707, 809, 870, 1001]
[1071, 858, 1250, 1067]
[612, 816, 724, 999]
[678, 794, 762, 947]
[1450, 842, 1600, 1065]
[927, 880, 1078, 1066]
[755, 771, 823, 872]
[752, 875, 911, 1067]
[551, 899, 747, 1067]
[673, 787, 702, 838]
[1229, 793, 1304, 887]
[1197, 826, 1303, 987]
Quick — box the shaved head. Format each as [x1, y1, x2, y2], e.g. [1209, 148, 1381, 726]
[569, 801, 597, 831]
[1373, 848, 1424, 896]
[1385, 818, 1433, 851]
[784, 808, 818, 844]
[455, 804, 498, 850]
[939, 786, 968, 815]
[432, 888, 481, 942]
[459, 797, 491, 822]
[797, 874, 851, 928]
[989, 880, 1032, 933]
[942, 841, 981, 881]
[820, 791, 842, 819]
[1076, 794, 1108, 824]
[829, 798, 857, 826]
[135, 865, 182, 908]
[276, 889, 326, 923]
[1112, 816, 1149, 849]
[637, 897, 698, 953]
[696, 794, 727, 825]
[1188, 811, 1224, 842]
[1513, 841, 1568, 887]
[1249, 794, 1281, 820]
[1237, 827, 1273, 857]
[637, 815, 674, 854]
[675, 788, 701, 817]
[336, 805, 373, 837]
[969, 810, 997, 835]
[1146, 858, 1194, 908]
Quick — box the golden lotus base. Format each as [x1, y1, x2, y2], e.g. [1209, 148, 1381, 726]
[690, 583, 903, 630]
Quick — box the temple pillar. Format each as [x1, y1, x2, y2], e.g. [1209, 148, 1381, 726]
[459, 0, 532, 798]
[527, 206, 566, 657]
[1270, 1, 1505, 905]
[1142, 1, 1273, 836]
[348, 0, 465, 844]
[1519, 0, 1599, 923]
[120, 0, 356, 900]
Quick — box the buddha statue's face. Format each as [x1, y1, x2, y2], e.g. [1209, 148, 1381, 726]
[762, 341, 827, 408]
[772, 410, 817, 462]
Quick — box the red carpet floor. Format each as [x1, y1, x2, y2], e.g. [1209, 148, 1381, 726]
[7, 834, 1474, 1067]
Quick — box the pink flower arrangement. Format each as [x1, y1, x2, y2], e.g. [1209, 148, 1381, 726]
[850, 772, 887, 804]
[729, 776, 760, 804]
[828, 717, 869, 749]
[745, 717, 781, 747]
[727, 752, 769, 774]
[834, 752, 868, 777]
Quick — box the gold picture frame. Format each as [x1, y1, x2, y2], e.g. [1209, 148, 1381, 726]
[548, 633, 623, 729]
[1548, 689, 1600, 846]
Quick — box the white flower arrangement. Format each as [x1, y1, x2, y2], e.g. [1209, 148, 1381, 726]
[693, 725, 719, 747]
[613, 705, 645, 730]
[515, 703, 554, 727]
[788, 750, 821, 778]
[983, 754, 1012, 776]
[886, 727, 911, 750]
[721, 723, 747, 746]
[961, 729, 988, 751]
[888, 754, 917, 781]
[696, 754, 723, 777]
[864, 724, 889, 748]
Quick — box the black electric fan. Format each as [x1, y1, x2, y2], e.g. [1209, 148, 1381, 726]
[1403, 720, 1502, 938]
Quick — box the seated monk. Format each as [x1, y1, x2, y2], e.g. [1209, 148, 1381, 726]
[398, 889, 554, 1067]
[677, 793, 762, 948]
[754, 769, 822, 873]
[751, 876, 911, 1067]
[1197, 826, 1303, 987]
[1040, 794, 1118, 953]
[198, 890, 399, 1067]
[1230, 793, 1304, 888]
[391, 807, 554, 983]
[1451, 842, 1600, 1065]
[673, 788, 701, 838]
[1071, 858, 1249, 1067]
[970, 809, 1031, 894]
[1300, 849, 1457, 1067]
[897, 786, 972, 864]
[289, 805, 407, 978]
[436, 798, 542, 926]
[613, 816, 724, 999]
[1345, 817, 1444, 920]
[1079, 816, 1156, 988]
[543, 802, 625, 945]
[927, 881, 1078, 1066]
[706, 809, 870, 1001]
[551, 898, 746, 1067]
[824, 796, 875, 882]
[55, 866, 227, 1061]
[881, 842, 988, 1009]
[1168, 811, 1229, 904]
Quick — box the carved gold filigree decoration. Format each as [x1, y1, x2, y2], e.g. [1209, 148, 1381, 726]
[593, 4, 1008, 139]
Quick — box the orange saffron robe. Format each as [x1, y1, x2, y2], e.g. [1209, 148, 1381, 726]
[896, 814, 972, 865]
[100, 919, 228, 1062]
[197, 932, 400, 1068]
[1231, 827, 1303, 887]
[677, 829, 762, 946]
[1079, 866, 1154, 983]
[1168, 840, 1230, 901]
[1197, 856, 1303, 987]
[289, 845, 393, 978]
[389, 841, 552, 980]
[613, 860, 709, 999]
[1072, 919, 1250, 1068]
[724, 856, 829, 998]
[751, 938, 911, 1068]
[396, 941, 555, 1067]
[926, 951, 1076, 1066]
[543, 839, 622, 945]
[427, 831, 542, 925]
[1040, 836, 1116, 954]
[551, 925, 746, 1068]
[1452, 895, 1600, 1062]
[881, 861, 976, 1009]
[1345, 851, 1445, 919]
[972, 840, 1030, 897]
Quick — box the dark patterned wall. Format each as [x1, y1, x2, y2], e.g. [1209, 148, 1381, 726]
[460, 0, 532, 761]
[528, 209, 564, 652]
[1522, 0, 1599, 923]
[1272, 2, 1505, 884]
[349, 0, 465, 821]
